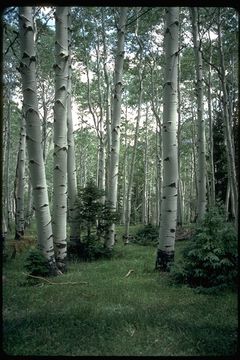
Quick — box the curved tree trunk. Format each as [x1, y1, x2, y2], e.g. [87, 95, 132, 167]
[190, 7, 207, 222]
[105, 7, 128, 249]
[18, 6, 59, 274]
[53, 7, 69, 270]
[155, 7, 179, 271]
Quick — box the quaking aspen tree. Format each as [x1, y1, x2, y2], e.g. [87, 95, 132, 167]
[155, 7, 179, 271]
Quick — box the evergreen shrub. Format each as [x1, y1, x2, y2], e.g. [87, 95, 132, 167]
[24, 248, 49, 277]
[68, 180, 118, 261]
[171, 207, 238, 289]
[132, 224, 159, 246]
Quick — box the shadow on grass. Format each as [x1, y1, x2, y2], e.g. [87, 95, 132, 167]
[3, 298, 237, 356]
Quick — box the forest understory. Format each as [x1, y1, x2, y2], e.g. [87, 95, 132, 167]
[2, 225, 238, 356]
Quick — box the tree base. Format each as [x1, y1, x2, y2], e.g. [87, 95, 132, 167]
[47, 257, 63, 276]
[155, 249, 174, 272]
[56, 260, 67, 273]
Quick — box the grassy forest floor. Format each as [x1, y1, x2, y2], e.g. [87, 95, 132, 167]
[2, 225, 238, 356]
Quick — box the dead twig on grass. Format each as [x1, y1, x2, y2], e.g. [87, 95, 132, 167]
[23, 272, 88, 285]
[124, 269, 134, 278]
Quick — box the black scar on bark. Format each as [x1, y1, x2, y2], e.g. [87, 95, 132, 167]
[170, 228, 175, 233]
[35, 186, 45, 190]
[55, 242, 67, 249]
[155, 249, 174, 272]
[164, 157, 170, 161]
[169, 182, 176, 188]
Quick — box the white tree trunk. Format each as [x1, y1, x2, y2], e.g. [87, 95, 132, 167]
[142, 108, 149, 225]
[53, 7, 69, 270]
[19, 7, 59, 274]
[190, 7, 207, 222]
[207, 32, 215, 208]
[218, 9, 238, 230]
[15, 109, 26, 239]
[67, 9, 80, 245]
[105, 7, 128, 249]
[156, 7, 179, 271]
[124, 10, 143, 243]
[101, 9, 112, 198]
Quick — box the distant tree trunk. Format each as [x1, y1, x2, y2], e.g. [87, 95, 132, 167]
[156, 7, 179, 271]
[19, 6, 59, 274]
[101, 9, 111, 198]
[142, 108, 149, 225]
[67, 9, 80, 245]
[218, 9, 238, 229]
[4, 95, 11, 231]
[24, 173, 34, 228]
[207, 32, 215, 208]
[105, 7, 128, 249]
[190, 7, 207, 222]
[95, 35, 106, 203]
[41, 85, 48, 163]
[124, 9, 143, 244]
[52, 7, 69, 271]
[15, 109, 26, 240]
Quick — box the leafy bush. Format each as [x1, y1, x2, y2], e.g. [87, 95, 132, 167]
[171, 207, 238, 289]
[24, 248, 49, 276]
[132, 224, 159, 246]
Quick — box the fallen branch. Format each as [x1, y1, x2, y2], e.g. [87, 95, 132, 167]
[23, 272, 88, 285]
[124, 269, 134, 278]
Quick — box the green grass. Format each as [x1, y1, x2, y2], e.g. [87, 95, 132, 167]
[2, 226, 238, 356]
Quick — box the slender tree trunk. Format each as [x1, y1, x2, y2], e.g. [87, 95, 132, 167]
[19, 7, 59, 274]
[3, 94, 12, 231]
[15, 109, 26, 240]
[155, 123, 161, 227]
[67, 9, 80, 245]
[105, 7, 128, 249]
[41, 85, 48, 163]
[156, 7, 179, 271]
[218, 9, 238, 229]
[24, 173, 34, 228]
[190, 7, 207, 222]
[142, 108, 149, 225]
[177, 53, 183, 226]
[207, 32, 215, 208]
[52, 7, 69, 271]
[121, 112, 128, 225]
[101, 9, 111, 198]
[124, 10, 143, 243]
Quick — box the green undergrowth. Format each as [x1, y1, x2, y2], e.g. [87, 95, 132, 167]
[2, 227, 238, 356]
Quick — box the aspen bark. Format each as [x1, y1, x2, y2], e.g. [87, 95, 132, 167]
[190, 7, 207, 222]
[142, 109, 149, 225]
[218, 9, 238, 229]
[19, 7, 58, 274]
[207, 32, 215, 208]
[105, 7, 128, 249]
[156, 7, 179, 271]
[101, 9, 111, 197]
[53, 7, 69, 270]
[124, 9, 143, 243]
